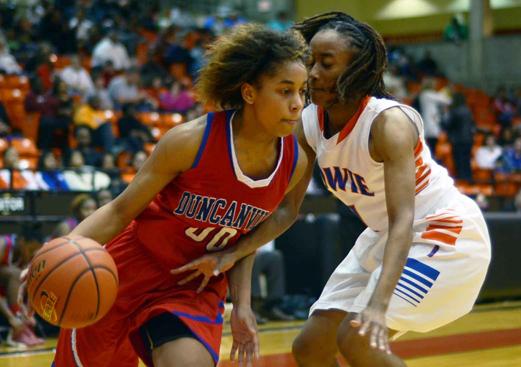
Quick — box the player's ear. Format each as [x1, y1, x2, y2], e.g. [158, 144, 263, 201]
[241, 83, 256, 105]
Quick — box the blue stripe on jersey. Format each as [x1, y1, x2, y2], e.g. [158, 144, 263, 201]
[225, 110, 234, 177]
[173, 311, 224, 325]
[393, 292, 418, 307]
[399, 276, 429, 294]
[394, 287, 421, 304]
[402, 268, 433, 288]
[191, 112, 215, 169]
[396, 282, 425, 300]
[405, 258, 440, 281]
[51, 362, 56, 367]
[289, 134, 299, 180]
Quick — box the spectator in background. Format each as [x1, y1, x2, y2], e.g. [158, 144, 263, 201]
[498, 126, 516, 147]
[62, 149, 111, 191]
[0, 226, 44, 347]
[418, 50, 440, 77]
[159, 79, 196, 114]
[88, 73, 113, 110]
[74, 96, 114, 152]
[52, 194, 97, 238]
[252, 241, 294, 323]
[443, 14, 468, 44]
[31, 78, 73, 151]
[140, 48, 169, 88]
[0, 38, 22, 74]
[383, 65, 407, 102]
[73, 125, 103, 166]
[267, 11, 293, 32]
[498, 137, 521, 173]
[92, 29, 130, 71]
[108, 67, 149, 109]
[60, 54, 94, 97]
[100, 152, 126, 194]
[131, 150, 147, 172]
[37, 150, 69, 191]
[419, 77, 452, 154]
[96, 188, 113, 207]
[493, 87, 516, 131]
[117, 103, 152, 152]
[38, 5, 75, 54]
[0, 147, 41, 190]
[515, 189, 521, 212]
[69, 7, 93, 46]
[475, 134, 502, 170]
[442, 92, 475, 180]
[0, 100, 11, 138]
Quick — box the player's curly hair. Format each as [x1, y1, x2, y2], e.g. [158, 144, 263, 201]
[294, 11, 391, 103]
[196, 23, 307, 110]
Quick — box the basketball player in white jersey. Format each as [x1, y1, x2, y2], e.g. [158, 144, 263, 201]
[172, 12, 491, 367]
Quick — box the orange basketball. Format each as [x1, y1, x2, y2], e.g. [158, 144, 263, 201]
[27, 235, 119, 329]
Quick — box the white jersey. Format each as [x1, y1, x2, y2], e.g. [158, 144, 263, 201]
[304, 97, 491, 333]
[302, 97, 456, 232]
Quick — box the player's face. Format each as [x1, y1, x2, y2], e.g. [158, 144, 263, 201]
[251, 60, 307, 137]
[308, 29, 354, 107]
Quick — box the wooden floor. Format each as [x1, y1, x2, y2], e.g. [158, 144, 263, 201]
[1, 301, 520, 367]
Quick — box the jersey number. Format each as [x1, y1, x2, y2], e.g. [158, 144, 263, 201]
[185, 227, 238, 251]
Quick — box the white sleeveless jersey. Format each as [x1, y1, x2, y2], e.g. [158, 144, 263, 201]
[302, 97, 457, 232]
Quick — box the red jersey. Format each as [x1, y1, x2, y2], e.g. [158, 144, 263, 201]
[135, 109, 298, 269]
[54, 110, 299, 367]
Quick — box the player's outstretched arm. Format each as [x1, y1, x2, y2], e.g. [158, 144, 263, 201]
[69, 117, 207, 245]
[350, 108, 417, 353]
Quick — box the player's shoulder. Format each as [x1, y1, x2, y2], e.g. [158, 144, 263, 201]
[154, 114, 213, 171]
[161, 114, 212, 152]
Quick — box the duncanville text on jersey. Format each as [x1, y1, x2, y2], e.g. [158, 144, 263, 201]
[173, 191, 270, 231]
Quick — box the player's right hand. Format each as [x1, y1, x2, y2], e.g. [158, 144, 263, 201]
[17, 267, 34, 321]
[170, 252, 237, 293]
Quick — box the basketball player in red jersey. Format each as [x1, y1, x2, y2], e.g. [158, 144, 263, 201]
[19, 24, 309, 367]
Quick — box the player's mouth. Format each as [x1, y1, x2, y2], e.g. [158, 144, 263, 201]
[281, 119, 299, 126]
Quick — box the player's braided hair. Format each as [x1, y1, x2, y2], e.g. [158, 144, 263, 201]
[294, 11, 391, 103]
[196, 23, 307, 110]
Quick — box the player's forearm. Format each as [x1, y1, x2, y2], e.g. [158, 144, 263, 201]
[369, 222, 413, 310]
[70, 203, 131, 244]
[227, 204, 300, 263]
[228, 253, 256, 307]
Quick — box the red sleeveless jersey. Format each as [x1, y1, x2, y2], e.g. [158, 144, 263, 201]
[134, 110, 298, 269]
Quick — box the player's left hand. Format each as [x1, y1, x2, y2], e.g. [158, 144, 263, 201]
[170, 252, 236, 293]
[350, 306, 392, 354]
[230, 305, 259, 367]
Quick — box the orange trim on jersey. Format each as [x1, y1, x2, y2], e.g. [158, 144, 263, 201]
[337, 96, 371, 144]
[414, 139, 423, 157]
[414, 139, 431, 195]
[425, 224, 463, 234]
[415, 181, 429, 195]
[415, 166, 431, 185]
[316, 96, 370, 143]
[421, 230, 459, 245]
[421, 211, 463, 245]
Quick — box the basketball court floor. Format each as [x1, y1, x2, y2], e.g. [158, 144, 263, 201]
[1, 301, 520, 367]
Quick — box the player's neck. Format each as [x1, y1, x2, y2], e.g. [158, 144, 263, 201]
[325, 101, 360, 134]
[233, 109, 277, 149]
